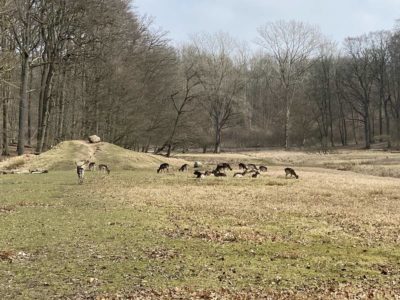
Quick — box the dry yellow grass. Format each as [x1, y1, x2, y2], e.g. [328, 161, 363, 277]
[1, 148, 400, 298]
[0, 140, 188, 172]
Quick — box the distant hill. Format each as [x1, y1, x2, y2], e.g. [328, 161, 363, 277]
[0, 140, 188, 172]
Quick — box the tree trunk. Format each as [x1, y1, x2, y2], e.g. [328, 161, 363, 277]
[17, 53, 30, 155]
[57, 68, 66, 140]
[284, 101, 290, 149]
[36, 65, 54, 153]
[328, 96, 334, 147]
[379, 98, 383, 141]
[214, 127, 221, 153]
[2, 86, 10, 156]
[36, 64, 50, 152]
[27, 66, 33, 147]
[384, 96, 391, 148]
[166, 144, 172, 157]
[364, 105, 371, 149]
[351, 108, 358, 145]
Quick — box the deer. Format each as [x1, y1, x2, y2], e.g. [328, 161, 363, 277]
[77, 165, 85, 184]
[238, 163, 248, 170]
[247, 163, 258, 171]
[215, 163, 232, 172]
[212, 170, 227, 177]
[259, 165, 268, 172]
[285, 167, 299, 179]
[88, 162, 96, 171]
[157, 163, 169, 173]
[179, 164, 189, 172]
[76, 160, 89, 184]
[194, 170, 205, 179]
[98, 164, 111, 174]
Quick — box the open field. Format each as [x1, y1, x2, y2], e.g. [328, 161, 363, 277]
[1, 146, 400, 299]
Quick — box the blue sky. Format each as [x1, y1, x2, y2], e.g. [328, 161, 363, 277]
[132, 0, 400, 49]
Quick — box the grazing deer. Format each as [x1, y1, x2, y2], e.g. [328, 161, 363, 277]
[216, 163, 232, 172]
[238, 163, 248, 170]
[252, 171, 261, 178]
[157, 163, 169, 173]
[98, 164, 111, 174]
[259, 165, 268, 172]
[88, 162, 96, 171]
[179, 164, 189, 172]
[194, 170, 205, 179]
[285, 167, 299, 179]
[247, 163, 258, 171]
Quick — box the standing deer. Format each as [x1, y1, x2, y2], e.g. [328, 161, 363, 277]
[76, 160, 89, 184]
[285, 167, 299, 179]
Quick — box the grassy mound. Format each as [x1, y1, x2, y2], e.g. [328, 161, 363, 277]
[0, 140, 188, 172]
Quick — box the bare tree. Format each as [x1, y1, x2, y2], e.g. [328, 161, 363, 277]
[256, 20, 322, 148]
[9, 0, 39, 155]
[342, 35, 377, 149]
[388, 31, 400, 146]
[191, 32, 246, 153]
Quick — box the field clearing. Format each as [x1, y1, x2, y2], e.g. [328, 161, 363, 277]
[1, 154, 400, 299]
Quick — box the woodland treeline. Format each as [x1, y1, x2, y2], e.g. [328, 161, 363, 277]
[1, 0, 400, 156]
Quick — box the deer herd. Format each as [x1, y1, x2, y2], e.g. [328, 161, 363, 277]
[76, 160, 111, 184]
[155, 162, 299, 180]
[76, 159, 299, 184]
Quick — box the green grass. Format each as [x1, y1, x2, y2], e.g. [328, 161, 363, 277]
[1, 169, 400, 299]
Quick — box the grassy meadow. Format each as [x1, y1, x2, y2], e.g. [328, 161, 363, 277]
[1, 143, 400, 299]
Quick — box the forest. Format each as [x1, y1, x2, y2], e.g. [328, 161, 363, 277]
[1, 0, 400, 156]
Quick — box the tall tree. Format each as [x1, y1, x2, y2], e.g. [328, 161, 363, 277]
[9, 0, 39, 155]
[256, 20, 322, 148]
[191, 32, 246, 153]
[343, 35, 376, 149]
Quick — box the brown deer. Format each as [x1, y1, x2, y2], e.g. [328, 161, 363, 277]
[194, 170, 205, 179]
[88, 162, 96, 171]
[285, 167, 298, 179]
[259, 165, 268, 172]
[216, 163, 232, 172]
[157, 163, 169, 173]
[77, 165, 85, 184]
[212, 170, 227, 177]
[238, 163, 248, 170]
[247, 163, 258, 171]
[76, 160, 89, 184]
[179, 164, 189, 172]
[98, 164, 111, 174]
